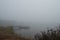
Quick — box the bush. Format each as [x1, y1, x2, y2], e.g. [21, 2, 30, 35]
[34, 25, 60, 40]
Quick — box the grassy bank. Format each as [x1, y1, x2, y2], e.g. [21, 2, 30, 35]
[0, 26, 31, 40]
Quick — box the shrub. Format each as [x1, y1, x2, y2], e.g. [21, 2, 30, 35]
[34, 25, 60, 40]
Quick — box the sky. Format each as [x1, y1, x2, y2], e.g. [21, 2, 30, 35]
[0, 0, 60, 23]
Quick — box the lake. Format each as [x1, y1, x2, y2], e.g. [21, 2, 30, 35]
[13, 22, 59, 37]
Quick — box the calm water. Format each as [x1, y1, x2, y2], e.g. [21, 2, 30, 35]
[13, 22, 59, 37]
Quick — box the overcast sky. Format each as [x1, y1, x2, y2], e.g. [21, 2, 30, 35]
[0, 0, 60, 23]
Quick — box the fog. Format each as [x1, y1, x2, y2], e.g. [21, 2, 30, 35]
[0, 0, 60, 37]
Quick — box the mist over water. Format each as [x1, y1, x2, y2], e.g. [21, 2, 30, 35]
[0, 0, 60, 37]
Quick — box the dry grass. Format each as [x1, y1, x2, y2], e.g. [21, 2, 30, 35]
[0, 26, 31, 40]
